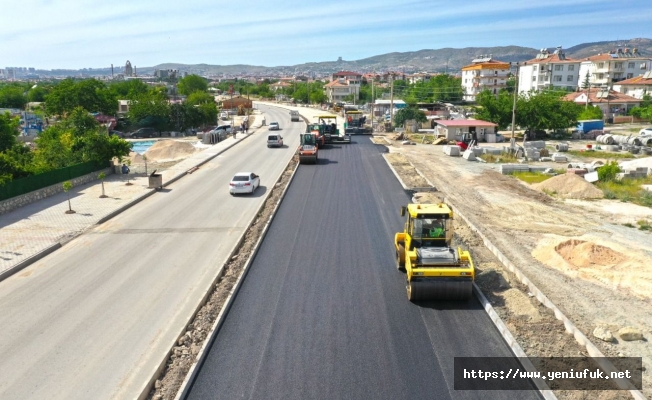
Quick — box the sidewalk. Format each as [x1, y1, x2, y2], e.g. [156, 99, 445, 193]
[0, 117, 265, 281]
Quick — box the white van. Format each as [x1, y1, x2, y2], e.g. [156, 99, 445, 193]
[267, 134, 283, 148]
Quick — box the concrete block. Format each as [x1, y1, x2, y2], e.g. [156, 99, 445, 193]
[540, 157, 553, 162]
[462, 149, 476, 161]
[584, 171, 599, 183]
[443, 145, 461, 156]
[528, 166, 548, 172]
[483, 147, 503, 155]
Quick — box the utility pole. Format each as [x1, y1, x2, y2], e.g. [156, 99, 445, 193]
[389, 74, 394, 127]
[511, 62, 519, 140]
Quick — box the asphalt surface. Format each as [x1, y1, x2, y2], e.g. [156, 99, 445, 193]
[0, 106, 300, 400]
[186, 135, 541, 399]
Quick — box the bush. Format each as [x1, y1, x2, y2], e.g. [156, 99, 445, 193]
[597, 161, 620, 182]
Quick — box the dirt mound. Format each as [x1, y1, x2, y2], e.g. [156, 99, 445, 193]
[533, 173, 604, 199]
[554, 239, 626, 268]
[144, 140, 199, 162]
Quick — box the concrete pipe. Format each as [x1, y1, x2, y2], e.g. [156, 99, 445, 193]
[603, 135, 614, 145]
[555, 143, 569, 152]
[641, 137, 652, 146]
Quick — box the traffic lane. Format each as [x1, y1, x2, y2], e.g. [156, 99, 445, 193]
[187, 137, 540, 400]
[0, 106, 299, 399]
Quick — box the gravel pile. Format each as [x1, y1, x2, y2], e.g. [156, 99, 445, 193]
[533, 174, 604, 199]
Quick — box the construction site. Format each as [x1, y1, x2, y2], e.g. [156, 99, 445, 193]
[371, 127, 652, 399]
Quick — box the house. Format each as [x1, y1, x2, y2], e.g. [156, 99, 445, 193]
[433, 119, 497, 142]
[408, 73, 433, 84]
[578, 48, 652, 89]
[461, 56, 510, 101]
[324, 71, 362, 103]
[612, 71, 652, 99]
[372, 99, 406, 119]
[563, 89, 641, 119]
[270, 81, 292, 92]
[518, 47, 580, 93]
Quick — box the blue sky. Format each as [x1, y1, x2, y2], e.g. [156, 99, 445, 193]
[2, 0, 650, 70]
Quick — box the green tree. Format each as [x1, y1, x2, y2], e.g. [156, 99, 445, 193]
[578, 105, 603, 120]
[475, 90, 514, 130]
[516, 90, 581, 134]
[177, 75, 208, 95]
[185, 91, 215, 106]
[27, 86, 48, 102]
[0, 112, 20, 152]
[581, 72, 591, 90]
[0, 85, 28, 109]
[127, 92, 170, 131]
[109, 79, 151, 99]
[44, 78, 117, 116]
[62, 181, 75, 214]
[393, 107, 427, 128]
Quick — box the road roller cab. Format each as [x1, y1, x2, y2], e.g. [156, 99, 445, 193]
[298, 133, 318, 164]
[395, 203, 475, 301]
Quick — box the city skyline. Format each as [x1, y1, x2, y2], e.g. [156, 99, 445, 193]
[2, 0, 651, 70]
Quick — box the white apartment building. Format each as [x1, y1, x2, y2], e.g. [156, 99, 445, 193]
[577, 48, 652, 89]
[461, 56, 510, 101]
[612, 71, 652, 99]
[517, 47, 580, 93]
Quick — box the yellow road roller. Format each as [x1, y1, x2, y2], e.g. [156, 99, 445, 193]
[395, 202, 475, 301]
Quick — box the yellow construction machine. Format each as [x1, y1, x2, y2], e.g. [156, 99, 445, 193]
[395, 202, 475, 301]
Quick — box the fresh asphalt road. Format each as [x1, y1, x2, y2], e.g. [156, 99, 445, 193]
[186, 135, 541, 399]
[0, 105, 300, 400]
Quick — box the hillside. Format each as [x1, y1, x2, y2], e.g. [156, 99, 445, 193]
[143, 38, 651, 76]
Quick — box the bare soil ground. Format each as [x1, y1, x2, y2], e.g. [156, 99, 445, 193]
[148, 155, 299, 400]
[377, 136, 650, 399]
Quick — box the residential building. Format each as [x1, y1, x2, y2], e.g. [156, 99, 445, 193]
[517, 47, 580, 93]
[118, 100, 131, 116]
[408, 72, 433, 84]
[612, 71, 652, 99]
[563, 89, 641, 119]
[270, 81, 291, 92]
[324, 71, 362, 103]
[578, 48, 652, 89]
[461, 56, 510, 101]
[372, 99, 406, 119]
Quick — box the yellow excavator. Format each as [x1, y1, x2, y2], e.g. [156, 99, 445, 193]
[395, 202, 475, 301]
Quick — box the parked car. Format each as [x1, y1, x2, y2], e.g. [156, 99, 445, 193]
[128, 128, 159, 138]
[267, 134, 283, 148]
[210, 125, 232, 141]
[639, 127, 652, 136]
[229, 172, 260, 195]
[269, 122, 280, 130]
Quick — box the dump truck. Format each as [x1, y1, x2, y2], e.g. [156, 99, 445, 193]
[290, 110, 301, 122]
[312, 115, 350, 144]
[298, 132, 318, 164]
[395, 202, 475, 301]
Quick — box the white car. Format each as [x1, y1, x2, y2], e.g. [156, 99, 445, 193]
[269, 122, 280, 130]
[639, 127, 652, 136]
[229, 172, 260, 195]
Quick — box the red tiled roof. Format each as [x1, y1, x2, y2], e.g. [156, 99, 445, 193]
[564, 89, 641, 104]
[333, 71, 362, 76]
[580, 53, 650, 62]
[435, 119, 497, 127]
[614, 75, 652, 85]
[324, 80, 349, 87]
[461, 61, 510, 70]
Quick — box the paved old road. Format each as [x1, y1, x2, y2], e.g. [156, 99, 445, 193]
[0, 106, 299, 400]
[186, 133, 541, 400]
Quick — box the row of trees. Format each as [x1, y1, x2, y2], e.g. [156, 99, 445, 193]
[475, 88, 596, 134]
[0, 108, 131, 184]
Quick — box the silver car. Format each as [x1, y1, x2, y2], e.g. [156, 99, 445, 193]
[229, 172, 260, 195]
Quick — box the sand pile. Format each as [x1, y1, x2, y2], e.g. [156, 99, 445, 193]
[144, 140, 199, 162]
[554, 239, 626, 268]
[533, 173, 604, 199]
[112, 151, 143, 165]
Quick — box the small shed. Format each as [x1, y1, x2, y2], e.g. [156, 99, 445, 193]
[220, 96, 253, 110]
[434, 119, 497, 142]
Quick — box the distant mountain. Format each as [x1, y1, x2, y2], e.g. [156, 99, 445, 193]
[141, 38, 651, 77]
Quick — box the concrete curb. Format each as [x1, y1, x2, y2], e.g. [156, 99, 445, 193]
[0, 124, 263, 283]
[473, 284, 556, 399]
[0, 243, 61, 282]
[171, 160, 300, 400]
[381, 147, 644, 398]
